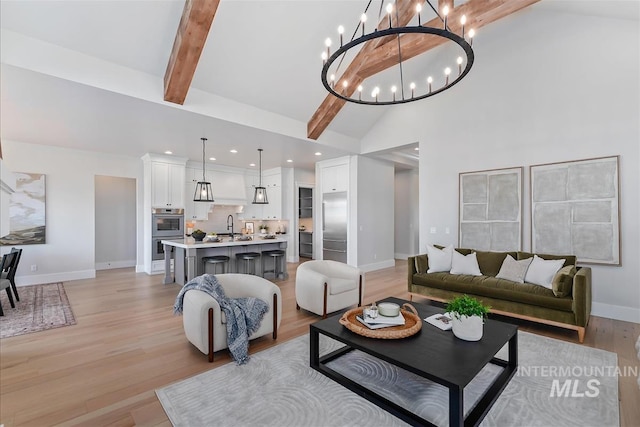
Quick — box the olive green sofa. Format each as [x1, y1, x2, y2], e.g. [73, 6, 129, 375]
[408, 248, 592, 342]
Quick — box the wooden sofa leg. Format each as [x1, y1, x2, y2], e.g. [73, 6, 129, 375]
[323, 282, 328, 319]
[357, 275, 363, 307]
[208, 308, 214, 363]
[577, 327, 585, 344]
[272, 293, 278, 340]
[296, 303, 300, 310]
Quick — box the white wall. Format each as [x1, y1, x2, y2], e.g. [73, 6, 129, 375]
[360, 10, 640, 322]
[95, 175, 136, 270]
[1, 141, 143, 285]
[394, 169, 419, 259]
[354, 156, 395, 271]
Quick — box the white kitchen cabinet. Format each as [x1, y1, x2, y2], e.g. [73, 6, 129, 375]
[151, 161, 185, 208]
[240, 185, 262, 220]
[321, 163, 348, 193]
[239, 170, 283, 220]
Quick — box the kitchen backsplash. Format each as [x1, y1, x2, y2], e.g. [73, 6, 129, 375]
[190, 206, 289, 235]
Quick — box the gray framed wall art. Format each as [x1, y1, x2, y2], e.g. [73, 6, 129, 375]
[530, 156, 620, 265]
[0, 172, 46, 245]
[459, 167, 523, 251]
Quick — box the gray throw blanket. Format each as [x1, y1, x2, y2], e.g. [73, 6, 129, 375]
[174, 274, 269, 365]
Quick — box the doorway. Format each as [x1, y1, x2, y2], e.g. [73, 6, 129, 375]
[95, 176, 136, 270]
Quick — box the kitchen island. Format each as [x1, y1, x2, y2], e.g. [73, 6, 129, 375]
[161, 236, 288, 285]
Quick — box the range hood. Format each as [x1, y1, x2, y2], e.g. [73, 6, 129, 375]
[210, 170, 247, 205]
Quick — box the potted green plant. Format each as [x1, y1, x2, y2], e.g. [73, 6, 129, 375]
[446, 295, 490, 341]
[259, 224, 268, 235]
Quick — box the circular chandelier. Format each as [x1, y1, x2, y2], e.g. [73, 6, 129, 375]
[321, 0, 475, 106]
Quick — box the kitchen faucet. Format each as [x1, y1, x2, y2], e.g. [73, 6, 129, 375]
[227, 215, 234, 240]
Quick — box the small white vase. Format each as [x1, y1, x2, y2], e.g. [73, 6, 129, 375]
[451, 314, 484, 341]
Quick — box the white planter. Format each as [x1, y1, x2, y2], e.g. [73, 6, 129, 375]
[451, 314, 484, 341]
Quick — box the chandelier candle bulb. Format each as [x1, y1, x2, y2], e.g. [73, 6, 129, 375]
[325, 37, 331, 58]
[444, 67, 451, 86]
[442, 5, 449, 29]
[416, 3, 422, 25]
[386, 3, 393, 28]
[360, 13, 367, 36]
[391, 85, 397, 101]
[460, 15, 466, 38]
[338, 25, 344, 46]
[457, 56, 463, 75]
[427, 76, 433, 93]
[468, 28, 475, 46]
[410, 82, 416, 98]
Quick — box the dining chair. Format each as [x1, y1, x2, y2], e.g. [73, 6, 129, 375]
[1, 248, 22, 301]
[0, 252, 17, 316]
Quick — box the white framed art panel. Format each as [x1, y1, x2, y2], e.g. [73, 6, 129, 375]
[458, 167, 523, 251]
[530, 155, 620, 265]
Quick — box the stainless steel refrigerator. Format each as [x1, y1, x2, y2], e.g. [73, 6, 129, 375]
[322, 191, 347, 263]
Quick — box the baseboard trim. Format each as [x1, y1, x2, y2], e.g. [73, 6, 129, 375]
[358, 259, 395, 273]
[16, 269, 96, 286]
[95, 260, 136, 271]
[592, 302, 640, 324]
[135, 264, 146, 273]
[394, 253, 411, 260]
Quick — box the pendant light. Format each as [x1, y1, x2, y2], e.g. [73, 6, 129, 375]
[193, 137, 214, 202]
[252, 148, 269, 204]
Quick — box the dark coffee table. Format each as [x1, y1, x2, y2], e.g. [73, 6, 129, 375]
[310, 297, 518, 427]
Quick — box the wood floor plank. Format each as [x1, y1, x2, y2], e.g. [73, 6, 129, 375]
[1, 261, 638, 426]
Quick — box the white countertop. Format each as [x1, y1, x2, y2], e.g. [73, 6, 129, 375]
[161, 236, 287, 249]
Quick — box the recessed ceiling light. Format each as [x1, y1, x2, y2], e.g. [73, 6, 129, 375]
[250, 163, 256, 167]
[287, 159, 293, 163]
[315, 152, 322, 156]
[164, 150, 173, 155]
[209, 157, 216, 161]
[230, 149, 238, 154]
[414, 147, 419, 151]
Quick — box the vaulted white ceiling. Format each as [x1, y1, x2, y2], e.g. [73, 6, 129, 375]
[1, 0, 637, 170]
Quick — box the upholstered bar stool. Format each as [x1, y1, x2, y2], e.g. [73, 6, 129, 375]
[235, 252, 261, 275]
[202, 255, 230, 275]
[262, 250, 286, 280]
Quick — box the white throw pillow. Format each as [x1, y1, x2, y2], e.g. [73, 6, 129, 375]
[426, 245, 453, 273]
[496, 255, 532, 283]
[524, 255, 566, 288]
[450, 251, 482, 276]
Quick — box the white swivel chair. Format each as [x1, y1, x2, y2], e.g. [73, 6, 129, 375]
[182, 274, 282, 362]
[295, 260, 363, 318]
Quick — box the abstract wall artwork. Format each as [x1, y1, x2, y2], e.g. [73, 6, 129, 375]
[459, 167, 523, 251]
[530, 156, 620, 265]
[0, 172, 46, 245]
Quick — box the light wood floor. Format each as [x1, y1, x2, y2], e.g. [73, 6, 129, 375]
[1, 260, 639, 426]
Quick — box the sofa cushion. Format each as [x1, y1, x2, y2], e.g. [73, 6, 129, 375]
[412, 273, 573, 312]
[426, 245, 454, 273]
[552, 265, 577, 297]
[414, 254, 429, 274]
[450, 251, 482, 276]
[517, 251, 576, 268]
[524, 255, 565, 288]
[475, 251, 517, 277]
[496, 255, 532, 283]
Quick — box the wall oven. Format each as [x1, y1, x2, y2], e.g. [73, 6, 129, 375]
[152, 236, 181, 261]
[152, 208, 185, 237]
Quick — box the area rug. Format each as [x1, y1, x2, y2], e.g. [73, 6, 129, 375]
[0, 283, 76, 339]
[156, 331, 619, 427]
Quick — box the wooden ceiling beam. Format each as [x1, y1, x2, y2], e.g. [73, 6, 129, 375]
[164, 0, 220, 105]
[307, 0, 540, 140]
[307, 0, 418, 140]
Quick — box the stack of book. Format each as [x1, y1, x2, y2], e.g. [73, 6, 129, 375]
[356, 312, 406, 329]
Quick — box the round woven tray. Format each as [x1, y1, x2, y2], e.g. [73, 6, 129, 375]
[339, 303, 422, 339]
